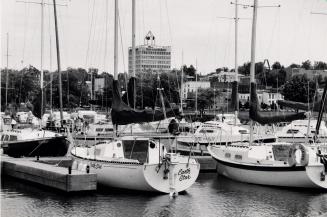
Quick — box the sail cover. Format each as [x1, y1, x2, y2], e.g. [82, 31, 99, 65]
[111, 80, 179, 125]
[122, 76, 136, 108]
[277, 100, 321, 112]
[249, 83, 306, 125]
[26, 88, 45, 119]
[230, 81, 238, 112]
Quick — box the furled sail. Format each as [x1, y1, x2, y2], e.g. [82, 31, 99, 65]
[230, 81, 238, 112]
[122, 76, 136, 108]
[111, 80, 179, 125]
[249, 83, 306, 125]
[276, 100, 321, 111]
[26, 88, 45, 119]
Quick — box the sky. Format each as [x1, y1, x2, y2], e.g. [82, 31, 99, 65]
[1, 0, 327, 75]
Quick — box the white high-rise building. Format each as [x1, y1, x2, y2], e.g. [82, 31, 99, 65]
[128, 31, 171, 74]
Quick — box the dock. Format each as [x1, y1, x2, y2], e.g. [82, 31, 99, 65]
[193, 156, 217, 172]
[1, 156, 97, 192]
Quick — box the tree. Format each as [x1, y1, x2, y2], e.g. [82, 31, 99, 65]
[272, 61, 282, 70]
[289, 63, 300, 68]
[314, 61, 327, 70]
[301, 60, 312, 70]
[244, 101, 250, 110]
[270, 102, 277, 110]
[261, 102, 268, 110]
[183, 65, 196, 78]
[282, 75, 316, 103]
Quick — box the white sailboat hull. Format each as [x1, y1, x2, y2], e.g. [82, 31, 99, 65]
[208, 146, 327, 189]
[215, 159, 327, 188]
[72, 156, 200, 193]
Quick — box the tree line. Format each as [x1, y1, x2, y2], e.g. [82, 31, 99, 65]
[1, 60, 326, 112]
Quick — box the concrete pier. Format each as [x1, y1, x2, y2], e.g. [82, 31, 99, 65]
[1, 156, 97, 192]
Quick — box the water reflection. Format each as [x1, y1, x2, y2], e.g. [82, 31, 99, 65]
[2, 174, 327, 217]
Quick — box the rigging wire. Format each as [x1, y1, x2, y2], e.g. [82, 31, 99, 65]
[103, 0, 109, 72]
[222, 19, 233, 68]
[21, 3, 31, 68]
[47, 0, 53, 109]
[89, 0, 101, 69]
[118, 10, 126, 73]
[85, 0, 96, 69]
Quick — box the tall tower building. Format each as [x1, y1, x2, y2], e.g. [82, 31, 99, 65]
[128, 31, 171, 74]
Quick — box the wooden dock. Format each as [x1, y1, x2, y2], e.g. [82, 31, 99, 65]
[1, 156, 97, 192]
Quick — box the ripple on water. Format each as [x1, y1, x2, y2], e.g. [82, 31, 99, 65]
[2, 174, 327, 217]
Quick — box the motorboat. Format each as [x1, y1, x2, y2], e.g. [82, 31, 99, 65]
[1, 128, 69, 158]
[276, 119, 327, 143]
[208, 142, 327, 188]
[71, 136, 200, 194]
[176, 121, 276, 156]
[216, 113, 242, 125]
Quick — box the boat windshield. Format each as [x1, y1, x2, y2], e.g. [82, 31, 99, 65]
[123, 140, 148, 163]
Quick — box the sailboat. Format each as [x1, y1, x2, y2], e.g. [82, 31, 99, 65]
[208, 0, 327, 189]
[1, 1, 69, 158]
[176, 0, 276, 156]
[72, 0, 200, 194]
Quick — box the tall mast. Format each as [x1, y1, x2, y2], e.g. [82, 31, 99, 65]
[5, 33, 9, 108]
[234, 0, 239, 125]
[180, 51, 184, 114]
[195, 59, 198, 115]
[114, 0, 118, 80]
[311, 12, 327, 139]
[41, 0, 45, 117]
[53, 0, 64, 125]
[249, 0, 258, 145]
[132, 0, 136, 109]
[48, 4, 53, 111]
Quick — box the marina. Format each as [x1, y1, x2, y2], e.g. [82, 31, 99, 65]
[2, 0, 327, 216]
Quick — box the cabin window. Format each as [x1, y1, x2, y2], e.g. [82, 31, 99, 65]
[311, 131, 316, 134]
[235, 155, 242, 160]
[105, 128, 113, 132]
[1, 135, 4, 141]
[95, 128, 103, 132]
[239, 130, 248, 134]
[3, 135, 9, 141]
[199, 129, 215, 134]
[123, 140, 148, 163]
[225, 153, 231, 158]
[9, 135, 17, 141]
[286, 129, 299, 134]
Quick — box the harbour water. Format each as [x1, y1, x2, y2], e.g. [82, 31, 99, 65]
[2, 173, 327, 217]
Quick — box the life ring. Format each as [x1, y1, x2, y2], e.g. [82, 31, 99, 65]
[288, 143, 309, 167]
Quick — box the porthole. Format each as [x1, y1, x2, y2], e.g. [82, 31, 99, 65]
[150, 142, 156, 149]
[117, 143, 121, 148]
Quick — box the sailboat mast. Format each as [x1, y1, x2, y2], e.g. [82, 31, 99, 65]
[41, 0, 45, 118]
[234, 0, 239, 125]
[249, 0, 258, 145]
[132, 0, 136, 109]
[195, 59, 198, 116]
[5, 33, 9, 107]
[53, 0, 64, 125]
[114, 0, 118, 80]
[180, 51, 184, 114]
